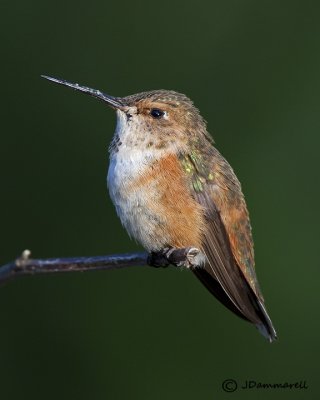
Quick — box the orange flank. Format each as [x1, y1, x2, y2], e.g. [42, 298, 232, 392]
[130, 153, 205, 249]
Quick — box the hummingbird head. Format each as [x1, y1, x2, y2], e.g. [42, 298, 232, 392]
[121, 90, 209, 147]
[42, 76, 210, 154]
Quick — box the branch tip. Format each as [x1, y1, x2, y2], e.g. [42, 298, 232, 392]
[16, 249, 31, 268]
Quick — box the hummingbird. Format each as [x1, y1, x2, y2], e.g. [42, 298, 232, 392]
[42, 75, 277, 342]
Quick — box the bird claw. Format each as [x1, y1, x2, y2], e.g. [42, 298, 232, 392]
[147, 247, 201, 268]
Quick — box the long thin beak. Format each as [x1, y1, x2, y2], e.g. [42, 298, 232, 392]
[41, 75, 124, 109]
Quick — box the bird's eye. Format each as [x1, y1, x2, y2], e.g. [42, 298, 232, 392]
[150, 108, 165, 119]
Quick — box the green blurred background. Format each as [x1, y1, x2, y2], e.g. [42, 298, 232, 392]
[1, 0, 319, 399]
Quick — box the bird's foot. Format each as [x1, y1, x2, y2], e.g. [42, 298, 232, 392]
[147, 247, 201, 269]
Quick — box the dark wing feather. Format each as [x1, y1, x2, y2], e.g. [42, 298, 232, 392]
[194, 191, 276, 341]
[192, 265, 249, 321]
[180, 148, 277, 341]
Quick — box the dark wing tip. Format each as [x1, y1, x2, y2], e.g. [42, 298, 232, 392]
[255, 300, 277, 343]
[257, 323, 277, 343]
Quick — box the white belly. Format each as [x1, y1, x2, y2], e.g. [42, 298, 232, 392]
[107, 149, 166, 251]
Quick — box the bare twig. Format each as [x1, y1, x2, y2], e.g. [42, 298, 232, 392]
[0, 249, 148, 284]
[0, 247, 200, 285]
